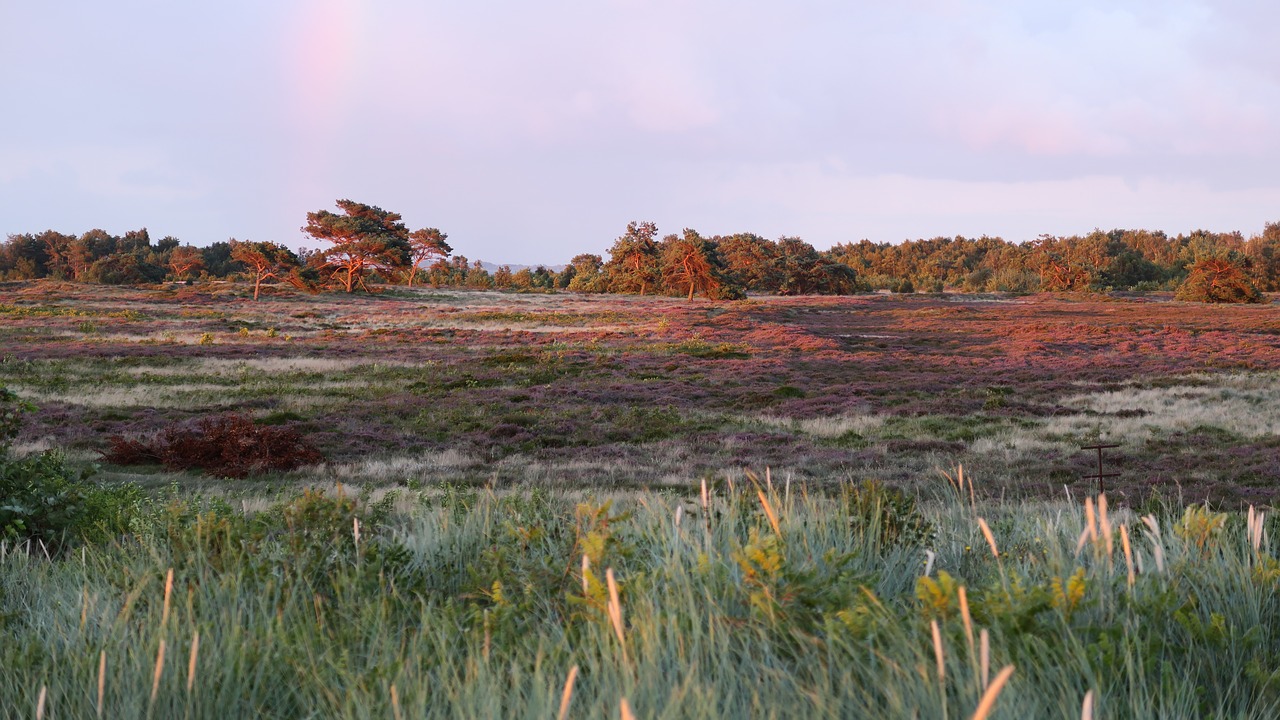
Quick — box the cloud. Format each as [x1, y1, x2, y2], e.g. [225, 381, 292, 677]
[2, 0, 1279, 261]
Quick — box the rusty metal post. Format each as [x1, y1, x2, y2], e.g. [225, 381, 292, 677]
[1081, 443, 1120, 495]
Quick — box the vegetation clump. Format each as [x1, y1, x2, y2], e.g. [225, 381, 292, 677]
[844, 479, 934, 547]
[4, 481, 1280, 717]
[104, 413, 323, 478]
[1175, 256, 1265, 304]
[1, 387, 152, 552]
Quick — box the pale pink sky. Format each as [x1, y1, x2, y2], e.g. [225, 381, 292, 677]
[1, 1, 1277, 264]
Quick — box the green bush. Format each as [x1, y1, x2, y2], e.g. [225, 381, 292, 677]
[0, 387, 153, 553]
[0, 451, 154, 553]
[844, 479, 933, 548]
[0, 386, 31, 452]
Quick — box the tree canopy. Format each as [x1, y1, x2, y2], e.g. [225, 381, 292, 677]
[407, 228, 452, 287]
[659, 229, 743, 301]
[1175, 256, 1264, 304]
[302, 200, 412, 292]
[5, 215, 1280, 302]
[230, 240, 301, 300]
[603, 222, 660, 295]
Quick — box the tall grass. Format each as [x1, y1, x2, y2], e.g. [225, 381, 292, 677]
[1, 481, 1278, 718]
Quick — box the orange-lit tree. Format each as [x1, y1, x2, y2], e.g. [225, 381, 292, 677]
[406, 228, 452, 287]
[229, 240, 300, 300]
[1175, 256, 1264, 304]
[659, 229, 743, 301]
[302, 200, 411, 292]
[718, 233, 779, 292]
[167, 245, 205, 280]
[604, 221, 661, 295]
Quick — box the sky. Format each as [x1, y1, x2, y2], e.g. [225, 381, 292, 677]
[1, 1, 1278, 265]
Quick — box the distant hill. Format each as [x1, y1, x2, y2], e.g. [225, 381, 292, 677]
[477, 261, 566, 273]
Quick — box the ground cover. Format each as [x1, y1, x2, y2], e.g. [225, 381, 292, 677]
[5, 280, 1280, 717]
[3, 480, 1280, 718]
[3, 280, 1280, 505]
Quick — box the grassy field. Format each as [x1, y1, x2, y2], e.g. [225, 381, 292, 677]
[4, 477, 1280, 718]
[4, 280, 1280, 503]
[3, 280, 1280, 717]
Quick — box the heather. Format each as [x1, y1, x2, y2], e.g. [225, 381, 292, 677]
[4, 281, 1280, 504]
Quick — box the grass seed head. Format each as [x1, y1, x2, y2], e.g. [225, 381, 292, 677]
[161, 568, 173, 628]
[97, 650, 106, 718]
[1120, 525, 1135, 587]
[971, 665, 1015, 720]
[150, 639, 166, 705]
[931, 619, 945, 683]
[977, 517, 999, 558]
[757, 488, 782, 537]
[186, 632, 200, 693]
[557, 665, 579, 720]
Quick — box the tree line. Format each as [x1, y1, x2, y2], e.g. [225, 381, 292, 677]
[3, 200, 1277, 302]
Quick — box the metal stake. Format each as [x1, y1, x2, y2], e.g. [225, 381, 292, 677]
[1081, 443, 1120, 495]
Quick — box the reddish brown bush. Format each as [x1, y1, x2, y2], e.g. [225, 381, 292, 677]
[102, 436, 160, 465]
[103, 414, 323, 478]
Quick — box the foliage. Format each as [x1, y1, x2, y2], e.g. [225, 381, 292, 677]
[229, 239, 301, 300]
[4, 487, 1280, 716]
[82, 252, 166, 285]
[0, 390, 152, 552]
[1175, 256, 1265, 303]
[658, 228, 745, 301]
[0, 386, 32, 452]
[302, 199, 413, 293]
[843, 479, 933, 548]
[103, 413, 323, 478]
[0, 451, 152, 552]
[6, 218, 1280, 297]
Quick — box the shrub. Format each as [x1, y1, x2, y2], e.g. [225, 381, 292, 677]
[843, 479, 933, 548]
[103, 413, 324, 478]
[0, 451, 153, 552]
[1, 388, 153, 552]
[101, 436, 158, 465]
[1175, 257, 1264, 304]
[0, 386, 32, 452]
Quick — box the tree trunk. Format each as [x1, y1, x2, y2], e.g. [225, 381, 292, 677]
[253, 275, 262, 301]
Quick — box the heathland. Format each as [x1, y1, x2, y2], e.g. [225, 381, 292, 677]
[3, 280, 1280, 718]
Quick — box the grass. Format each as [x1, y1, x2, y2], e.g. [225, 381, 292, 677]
[2, 481, 1279, 718]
